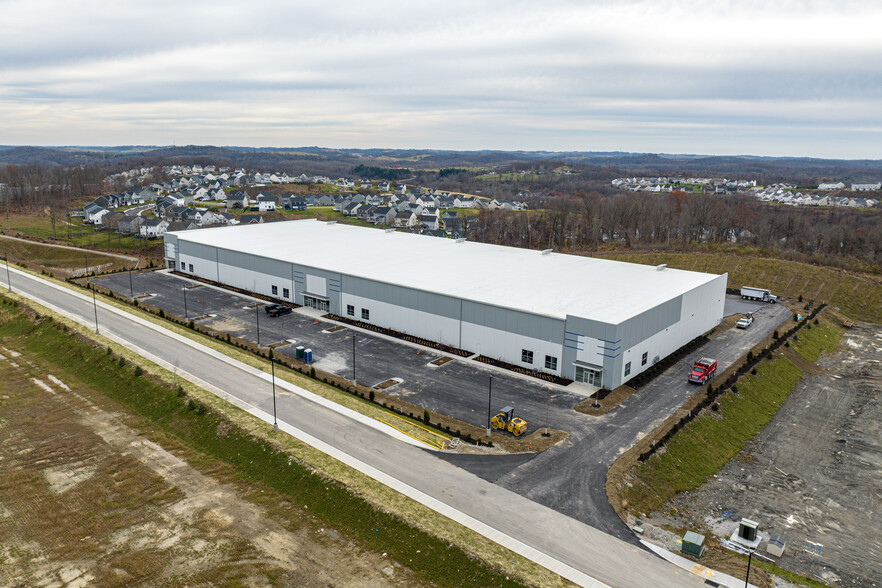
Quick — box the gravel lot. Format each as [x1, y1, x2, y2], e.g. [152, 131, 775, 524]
[662, 322, 881, 587]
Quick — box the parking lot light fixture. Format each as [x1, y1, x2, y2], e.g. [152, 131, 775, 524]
[486, 375, 492, 437]
[92, 286, 99, 334]
[129, 270, 134, 300]
[4, 251, 10, 292]
[183, 287, 188, 321]
[272, 359, 278, 431]
[256, 304, 260, 347]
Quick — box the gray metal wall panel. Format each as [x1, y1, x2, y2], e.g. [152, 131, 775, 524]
[345, 276, 461, 320]
[562, 315, 619, 386]
[179, 241, 217, 264]
[463, 301, 564, 343]
[222, 251, 291, 280]
[617, 296, 681, 349]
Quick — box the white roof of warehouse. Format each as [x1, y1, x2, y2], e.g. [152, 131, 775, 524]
[171, 219, 723, 324]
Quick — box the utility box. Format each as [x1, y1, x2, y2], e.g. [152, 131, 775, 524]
[739, 519, 759, 542]
[296, 346, 305, 360]
[681, 531, 706, 558]
[767, 534, 786, 557]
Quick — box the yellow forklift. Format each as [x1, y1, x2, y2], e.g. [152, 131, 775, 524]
[490, 406, 528, 437]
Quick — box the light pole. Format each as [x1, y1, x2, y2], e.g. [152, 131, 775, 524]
[486, 375, 493, 437]
[744, 549, 754, 588]
[352, 334, 356, 387]
[4, 251, 10, 293]
[182, 287, 188, 321]
[543, 388, 551, 437]
[91, 286, 99, 334]
[256, 304, 261, 347]
[129, 270, 134, 300]
[271, 358, 278, 431]
[84, 252, 88, 276]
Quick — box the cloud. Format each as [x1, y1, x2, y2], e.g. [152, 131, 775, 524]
[0, 0, 880, 157]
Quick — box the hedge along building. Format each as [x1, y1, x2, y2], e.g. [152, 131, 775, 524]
[163, 219, 726, 390]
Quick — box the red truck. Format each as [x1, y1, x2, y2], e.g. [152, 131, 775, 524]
[688, 358, 717, 384]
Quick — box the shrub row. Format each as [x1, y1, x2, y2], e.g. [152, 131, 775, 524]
[638, 303, 827, 462]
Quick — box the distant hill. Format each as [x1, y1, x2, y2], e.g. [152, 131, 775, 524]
[1, 145, 881, 181]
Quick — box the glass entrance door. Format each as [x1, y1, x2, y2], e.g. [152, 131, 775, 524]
[304, 296, 329, 312]
[575, 365, 602, 387]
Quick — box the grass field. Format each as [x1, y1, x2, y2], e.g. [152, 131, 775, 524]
[1, 238, 132, 274]
[1, 214, 146, 252]
[596, 251, 882, 323]
[619, 316, 842, 515]
[0, 297, 530, 588]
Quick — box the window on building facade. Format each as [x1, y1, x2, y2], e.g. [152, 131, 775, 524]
[522, 349, 533, 364]
[271, 285, 278, 295]
[641, 352, 648, 366]
[283, 288, 289, 298]
[545, 355, 558, 371]
[188, 263, 193, 272]
[361, 308, 370, 320]
[624, 361, 631, 376]
[347, 304, 355, 316]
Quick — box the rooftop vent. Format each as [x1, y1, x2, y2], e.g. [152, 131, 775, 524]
[385, 228, 395, 233]
[656, 264, 667, 271]
[455, 238, 466, 243]
[326, 220, 337, 225]
[541, 249, 553, 255]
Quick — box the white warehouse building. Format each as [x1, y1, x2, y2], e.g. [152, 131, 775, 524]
[163, 219, 726, 389]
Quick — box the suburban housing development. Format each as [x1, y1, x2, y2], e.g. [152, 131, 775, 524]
[164, 219, 727, 389]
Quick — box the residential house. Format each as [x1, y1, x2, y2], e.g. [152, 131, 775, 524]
[226, 190, 250, 209]
[371, 206, 396, 225]
[239, 214, 264, 225]
[394, 210, 417, 228]
[101, 211, 126, 231]
[140, 218, 170, 238]
[419, 212, 439, 230]
[117, 215, 144, 235]
[166, 220, 197, 232]
[256, 194, 277, 211]
[83, 203, 109, 225]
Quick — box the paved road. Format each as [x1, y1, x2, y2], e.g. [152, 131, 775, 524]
[4, 266, 706, 588]
[444, 302, 792, 540]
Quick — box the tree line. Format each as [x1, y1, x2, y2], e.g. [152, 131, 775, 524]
[467, 191, 882, 271]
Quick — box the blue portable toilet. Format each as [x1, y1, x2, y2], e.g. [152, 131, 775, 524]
[304, 348, 313, 363]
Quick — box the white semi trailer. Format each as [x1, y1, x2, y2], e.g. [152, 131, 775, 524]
[741, 286, 777, 303]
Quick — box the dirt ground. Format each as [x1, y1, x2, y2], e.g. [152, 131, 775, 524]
[0, 344, 426, 587]
[646, 322, 881, 587]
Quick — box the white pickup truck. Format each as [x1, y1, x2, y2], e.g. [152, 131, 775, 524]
[736, 314, 754, 329]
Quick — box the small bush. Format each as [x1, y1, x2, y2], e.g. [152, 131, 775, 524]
[767, 352, 773, 360]
[773, 330, 779, 339]
[368, 389, 375, 402]
[196, 403, 206, 415]
[712, 403, 719, 411]
[784, 341, 790, 347]
[159, 309, 165, 318]
[423, 409, 430, 424]
[746, 351, 754, 361]
[117, 356, 126, 367]
[813, 318, 819, 325]
[176, 385, 185, 397]
[134, 366, 143, 377]
[309, 367, 315, 378]
[751, 368, 757, 375]
[798, 294, 803, 302]
[106, 346, 113, 355]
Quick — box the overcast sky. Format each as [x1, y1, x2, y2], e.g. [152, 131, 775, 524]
[1, 0, 880, 158]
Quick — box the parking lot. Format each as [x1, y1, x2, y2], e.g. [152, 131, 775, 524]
[96, 270, 778, 440]
[97, 270, 587, 435]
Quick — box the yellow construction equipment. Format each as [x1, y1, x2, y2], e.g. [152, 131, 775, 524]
[490, 406, 528, 436]
[507, 416, 527, 437]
